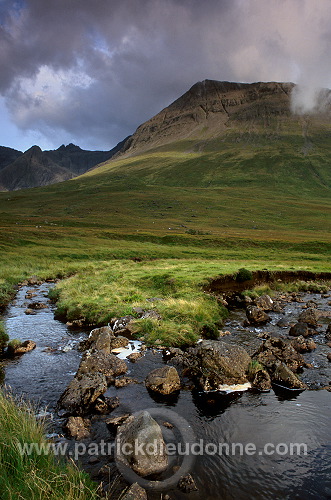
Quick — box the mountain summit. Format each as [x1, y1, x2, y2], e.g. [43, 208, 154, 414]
[118, 80, 296, 156]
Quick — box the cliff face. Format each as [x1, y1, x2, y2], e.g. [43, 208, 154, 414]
[119, 80, 295, 156]
[0, 139, 129, 191]
[0, 146, 23, 171]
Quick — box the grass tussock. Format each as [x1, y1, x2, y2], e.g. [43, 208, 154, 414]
[50, 261, 229, 346]
[0, 391, 99, 500]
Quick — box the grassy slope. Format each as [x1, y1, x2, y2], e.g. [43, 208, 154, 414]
[0, 391, 98, 500]
[0, 120, 330, 343]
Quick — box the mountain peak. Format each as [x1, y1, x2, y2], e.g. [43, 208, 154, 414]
[57, 143, 82, 152]
[119, 79, 296, 157]
[25, 145, 42, 154]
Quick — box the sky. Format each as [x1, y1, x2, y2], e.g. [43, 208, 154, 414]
[0, 0, 331, 152]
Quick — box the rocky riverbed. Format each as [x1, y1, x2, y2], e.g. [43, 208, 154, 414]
[1, 280, 331, 499]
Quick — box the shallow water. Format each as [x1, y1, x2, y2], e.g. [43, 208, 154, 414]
[2, 284, 331, 499]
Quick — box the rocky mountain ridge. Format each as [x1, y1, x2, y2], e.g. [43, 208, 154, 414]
[0, 138, 129, 191]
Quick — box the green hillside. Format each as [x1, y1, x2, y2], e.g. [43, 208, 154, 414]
[0, 82, 330, 344]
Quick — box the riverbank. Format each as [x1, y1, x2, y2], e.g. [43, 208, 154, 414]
[1, 280, 331, 499]
[0, 390, 99, 500]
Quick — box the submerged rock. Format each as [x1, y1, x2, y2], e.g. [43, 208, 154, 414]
[94, 396, 120, 414]
[116, 411, 168, 477]
[28, 301, 48, 310]
[106, 414, 131, 430]
[24, 308, 37, 315]
[114, 376, 138, 388]
[127, 352, 143, 363]
[145, 366, 181, 395]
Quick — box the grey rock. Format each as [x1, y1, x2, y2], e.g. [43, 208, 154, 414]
[116, 411, 168, 476]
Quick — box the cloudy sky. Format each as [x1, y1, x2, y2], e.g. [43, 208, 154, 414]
[1, 0, 331, 152]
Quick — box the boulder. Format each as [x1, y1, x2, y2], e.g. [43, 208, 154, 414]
[289, 322, 309, 338]
[116, 411, 168, 476]
[64, 416, 91, 440]
[127, 352, 143, 363]
[327, 353, 331, 362]
[291, 336, 316, 353]
[257, 337, 305, 373]
[7, 340, 36, 356]
[187, 340, 251, 391]
[121, 483, 147, 500]
[94, 396, 120, 414]
[80, 326, 114, 354]
[178, 473, 198, 493]
[255, 295, 273, 311]
[109, 336, 129, 350]
[326, 324, 331, 341]
[77, 351, 127, 380]
[246, 306, 270, 325]
[272, 363, 307, 390]
[298, 308, 319, 327]
[57, 372, 107, 415]
[145, 366, 181, 395]
[252, 369, 272, 391]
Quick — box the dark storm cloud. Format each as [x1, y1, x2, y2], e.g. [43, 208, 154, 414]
[1, 0, 331, 150]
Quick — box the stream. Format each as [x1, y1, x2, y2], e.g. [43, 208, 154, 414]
[1, 283, 331, 500]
